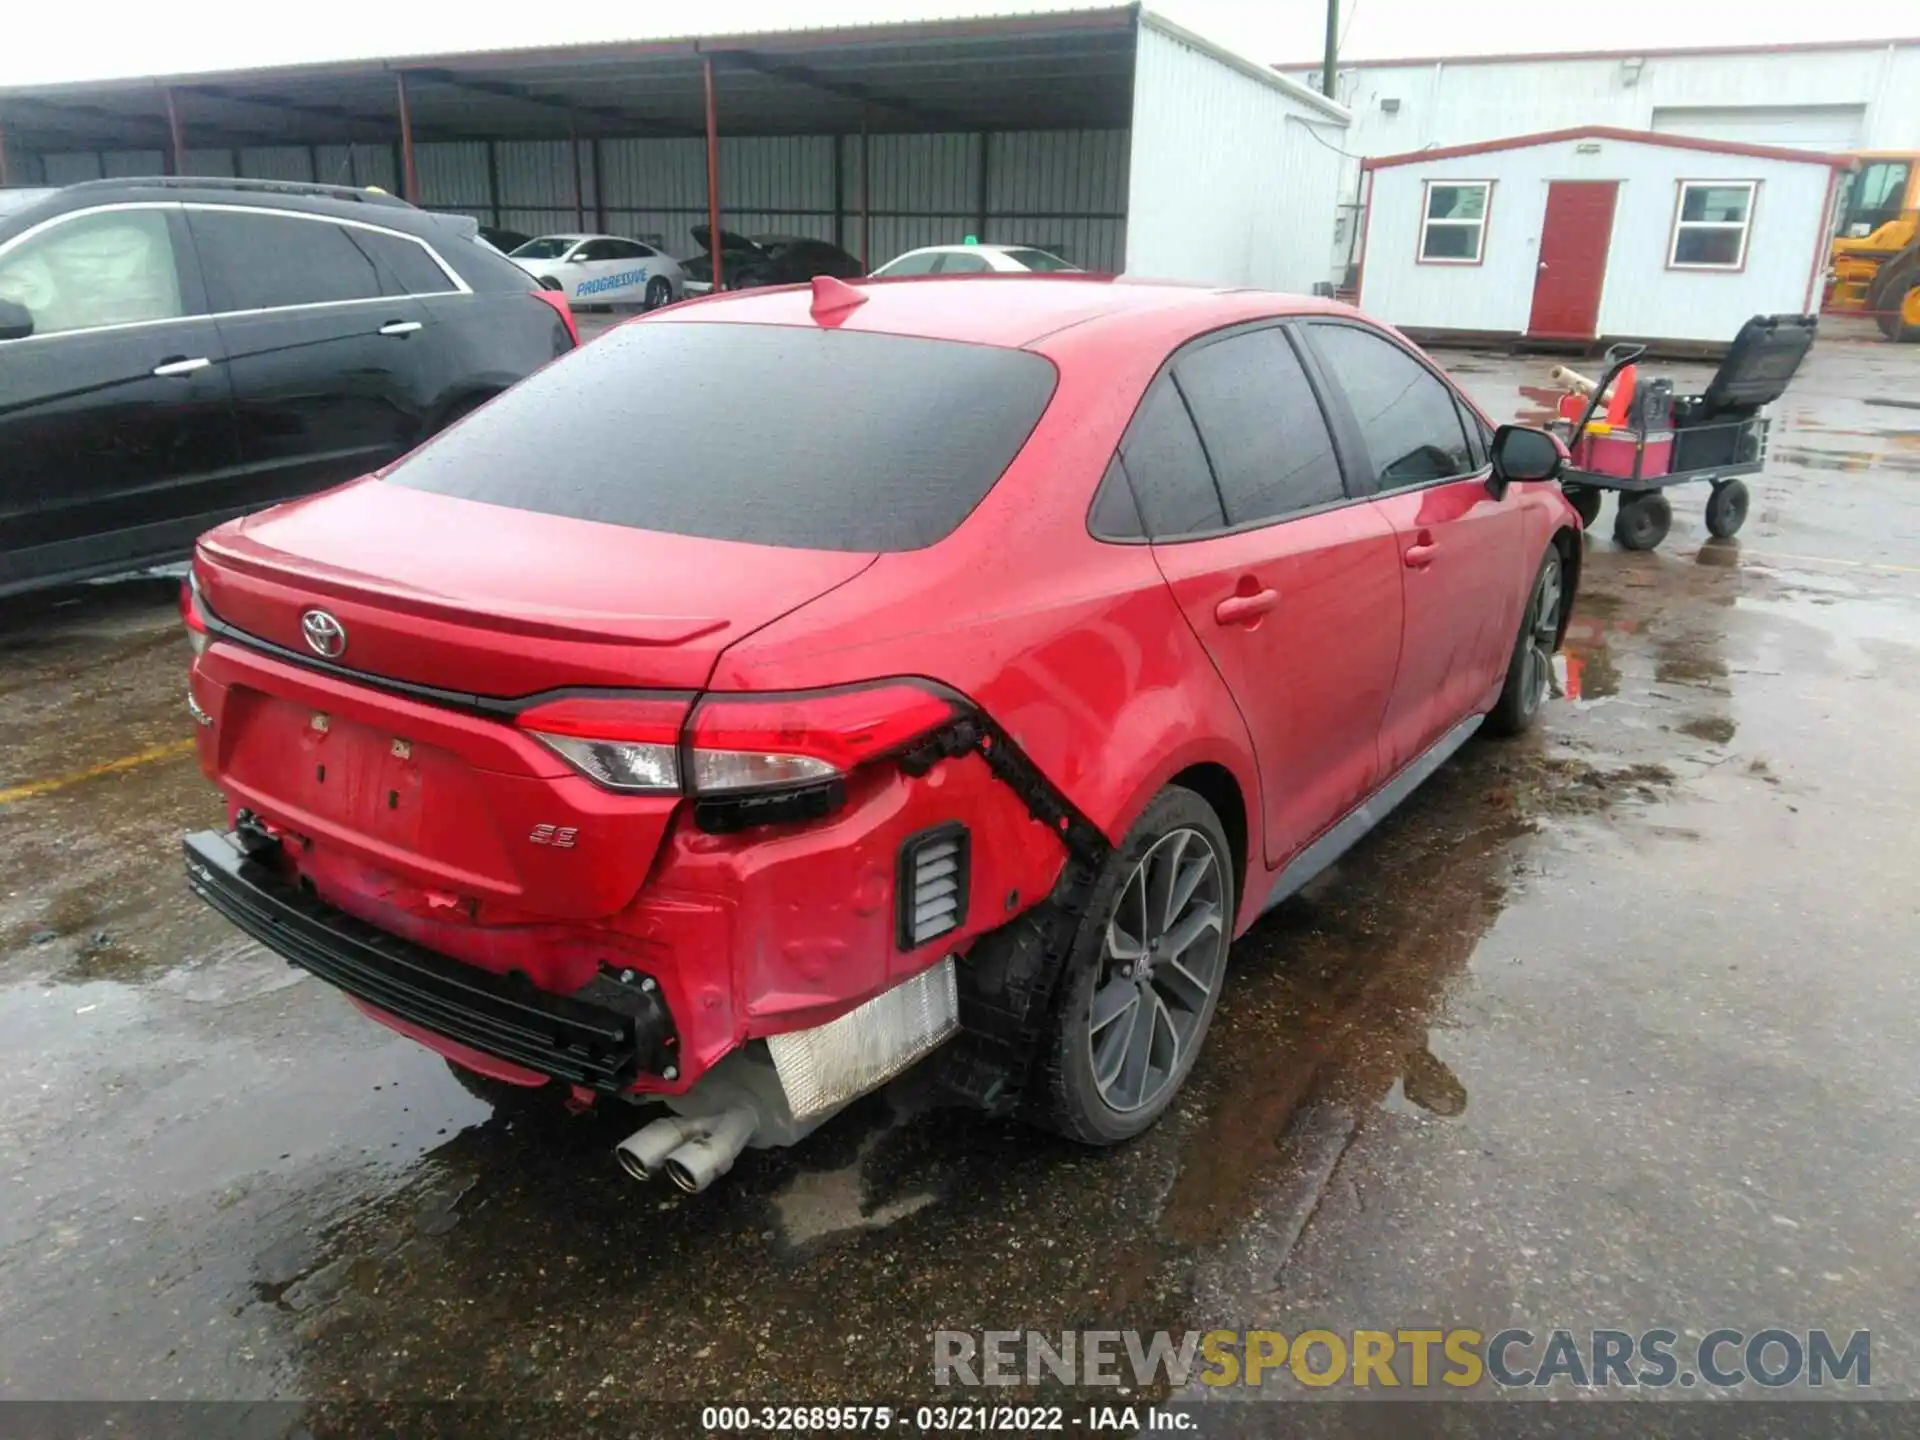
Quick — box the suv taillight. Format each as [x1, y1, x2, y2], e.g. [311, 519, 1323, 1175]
[180, 572, 210, 656]
[529, 286, 580, 346]
[516, 682, 962, 821]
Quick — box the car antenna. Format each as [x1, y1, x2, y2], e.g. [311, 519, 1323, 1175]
[810, 274, 868, 322]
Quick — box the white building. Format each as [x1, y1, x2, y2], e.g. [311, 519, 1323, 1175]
[1355, 127, 1848, 348]
[1278, 38, 1920, 282]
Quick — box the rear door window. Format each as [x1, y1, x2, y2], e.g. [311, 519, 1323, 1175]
[1305, 323, 1475, 490]
[385, 322, 1057, 552]
[188, 210, 382, 311]
[1173, 327, 1346, 525]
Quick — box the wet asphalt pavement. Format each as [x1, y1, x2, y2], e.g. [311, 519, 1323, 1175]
[1, 322, 1917, 1425]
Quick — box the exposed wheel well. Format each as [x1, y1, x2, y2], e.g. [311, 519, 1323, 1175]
[1549, 525, 1581, 648]
[1168, 762, 1247, 901]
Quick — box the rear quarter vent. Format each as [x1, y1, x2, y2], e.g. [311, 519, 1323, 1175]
[898, 822, 969, 950]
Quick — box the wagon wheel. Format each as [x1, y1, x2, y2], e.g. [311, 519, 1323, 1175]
[1704, 479, 1750, 539]
[1563, 485, 1603, 530]
[1613, 493, 1672, 552]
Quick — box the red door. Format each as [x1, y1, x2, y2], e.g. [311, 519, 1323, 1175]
[1528, 181, 1618, 340]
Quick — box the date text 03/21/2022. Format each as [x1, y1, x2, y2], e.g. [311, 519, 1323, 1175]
[699, 1405, 1185, 1432]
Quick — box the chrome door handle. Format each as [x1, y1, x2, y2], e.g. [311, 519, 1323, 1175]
[151, 356, 211, 377]
[378, 320, 423, 337]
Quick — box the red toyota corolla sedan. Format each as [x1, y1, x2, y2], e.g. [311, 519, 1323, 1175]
[181, 275, 1577, 1193]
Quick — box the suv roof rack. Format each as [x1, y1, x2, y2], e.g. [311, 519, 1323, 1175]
[61, 176, 414, 208]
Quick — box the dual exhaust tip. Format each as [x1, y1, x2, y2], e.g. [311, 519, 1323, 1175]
[615, 1106, 758, 1194]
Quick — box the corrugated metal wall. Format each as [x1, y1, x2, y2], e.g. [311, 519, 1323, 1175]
[14, 128, 1129, 269]
[1126, 17, 1348, 290]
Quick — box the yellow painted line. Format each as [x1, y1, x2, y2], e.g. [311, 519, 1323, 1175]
[0, 737, 197, 807]
[1739, 549, 1920, 576]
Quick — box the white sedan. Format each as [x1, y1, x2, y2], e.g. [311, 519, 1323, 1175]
[870, 243, 1081, 277]
[506, 234, 685, 309]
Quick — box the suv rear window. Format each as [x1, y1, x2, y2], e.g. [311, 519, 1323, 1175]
[384, 322, 1057, 551]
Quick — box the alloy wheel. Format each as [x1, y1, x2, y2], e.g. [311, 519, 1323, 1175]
[1522, 556, 1563, 712]
[1086, 827, 1226, 1114]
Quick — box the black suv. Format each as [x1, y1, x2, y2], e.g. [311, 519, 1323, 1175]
[0, 177, 577, 596]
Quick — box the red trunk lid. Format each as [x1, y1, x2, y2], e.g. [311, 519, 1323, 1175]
[192, 481, 876, 921]
[197, 480, 876, 695]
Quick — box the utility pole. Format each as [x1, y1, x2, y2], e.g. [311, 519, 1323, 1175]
[1322, 0, 1339, 99]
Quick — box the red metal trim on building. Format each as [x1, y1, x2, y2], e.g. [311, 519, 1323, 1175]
[1361, 126, 1854, 174]
[1805, 166, 1842, 313]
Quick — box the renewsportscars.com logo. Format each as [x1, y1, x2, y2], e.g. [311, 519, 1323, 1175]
[933, 1328, 1872, 1391]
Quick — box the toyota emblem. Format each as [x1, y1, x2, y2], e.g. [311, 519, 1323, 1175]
[300, 609, 347, 659]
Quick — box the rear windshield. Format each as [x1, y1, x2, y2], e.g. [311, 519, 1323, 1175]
[384, 321, 1057, 551]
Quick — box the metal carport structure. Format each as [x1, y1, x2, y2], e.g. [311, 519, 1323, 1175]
[0, 6, 1349, 289]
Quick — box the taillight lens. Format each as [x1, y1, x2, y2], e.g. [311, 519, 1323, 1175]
[180, 573, 210, 656]
[688, 684, 960, 794]
[516, 682, 961, 800]
[517, 695, 687, 794]
[529, 286, 580, 346]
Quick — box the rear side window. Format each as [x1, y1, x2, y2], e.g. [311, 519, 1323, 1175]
[1004, 248, 1075, 272]
[1173, 327, 1345, 525]
[384, 322, 1056, 552]
[1114, 377, 1226, 538]
[877, 251, 942, 277]
[1307, 323, 1474, 489]
[350, 228, 457, 296]
[189, 210, 380, 311]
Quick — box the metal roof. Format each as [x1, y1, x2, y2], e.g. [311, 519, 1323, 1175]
[0, 7, 1145, 154]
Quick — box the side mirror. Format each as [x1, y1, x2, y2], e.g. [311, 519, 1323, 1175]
[0, 299, 34, 342]
[1489, 424, 1567, 494]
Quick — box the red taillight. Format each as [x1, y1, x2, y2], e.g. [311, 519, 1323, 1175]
[688, 684, 960, 793]
[516, 694, 687, 794]
[180, 573, 210, 656]
[516, 682, 961, 800]
[529, 287, 580, 346]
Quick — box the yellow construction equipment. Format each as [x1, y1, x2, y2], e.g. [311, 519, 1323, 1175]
[1826, 152, 1920, 342]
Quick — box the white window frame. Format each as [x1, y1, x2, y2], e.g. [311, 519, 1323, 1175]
[1418, 180, 1492, 265]
[1668, 180, 1757, 272]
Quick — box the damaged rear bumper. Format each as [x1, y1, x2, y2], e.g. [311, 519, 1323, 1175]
[183, 829, 677, 1093]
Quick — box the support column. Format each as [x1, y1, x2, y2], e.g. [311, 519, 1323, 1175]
[395, 72, 418, 203]
[165, 87, 186, 176]
[0, 129, 11, 188]
[975, 131, 989, 244]
[485, 139, 500, 226]
[703, 56, 723, 290]
[570, 116, 585, 232]
[859, 110, 871, 272]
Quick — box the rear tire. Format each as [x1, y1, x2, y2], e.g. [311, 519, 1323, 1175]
[644, 276, 674, 310]
[1028, 786, 1234, 1145]
[1487, 544, 1565, 737]
[1704, 479, 1750, 539]
[1613, 493, 1672, 551]
[1874, 274, 1920, 343]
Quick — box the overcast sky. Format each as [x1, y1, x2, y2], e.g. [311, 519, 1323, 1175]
[0, 0, 1913, 86]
